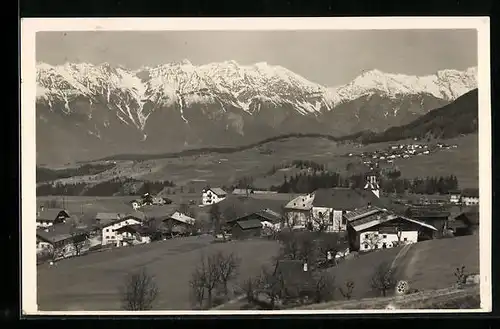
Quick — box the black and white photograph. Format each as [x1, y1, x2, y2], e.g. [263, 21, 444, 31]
[21, 17, 491, 314]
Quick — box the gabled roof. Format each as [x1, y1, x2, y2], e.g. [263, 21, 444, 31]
[405, 207, 450, 219]
[256, 209, 283, 224]
[285, 193, 315, 210]
[115, 224, 150, 235]
[141, 206, 170, 220]
[205, 187, 227, 196]
[123, 211, 147, 221]
[166, 211, 196, 225]
[344, 205, 386, 222]
[347, 208, 437, 232]
[236, 219, 262, 230]
[311, 188, 381, 210]
[36, 223, 89, 244]
[462, 188, 479, 198]
[95, 212, 121, 221]
[218, 195, 284, 220]
[36, 209, 70, 221]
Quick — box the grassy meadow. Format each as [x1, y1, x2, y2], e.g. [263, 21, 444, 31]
[37, 236, 281, 311]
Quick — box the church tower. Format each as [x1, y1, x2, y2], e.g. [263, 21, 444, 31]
[364, 173, 380, 198]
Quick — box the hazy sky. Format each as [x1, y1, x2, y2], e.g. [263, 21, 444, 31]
[36, 29, 477, 86]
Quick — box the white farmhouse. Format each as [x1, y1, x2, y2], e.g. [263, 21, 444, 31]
[345, 206, 437, 252]
[100, 213, 144, 246]
[201, 187, 227, 206]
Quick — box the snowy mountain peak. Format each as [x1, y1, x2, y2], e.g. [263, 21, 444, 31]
[328, 66, 477, 105]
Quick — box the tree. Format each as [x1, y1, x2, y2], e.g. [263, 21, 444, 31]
[338, 280, 355, 300]
[120, 268, 159, 310]
[215, 251, 241, 297]
[209, 203, 223, 239]
[312, 212, 329, 232]
[195, 252, 222, 308]
[317, 232, 342, 265]
[277, 230, 301, 260]
[311, 272, 336, 303]
[370, 262, 397, 297]
[258, 266, 284, 309]
[70, 230, 88, 257]
[189, 267, 207, 309]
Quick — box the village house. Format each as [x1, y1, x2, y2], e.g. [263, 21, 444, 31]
[404, 206, 450, 238]
[115, 224, 152, 246]
[36, 223, 90, 258]
[449, 190, 462, 204]
[345, 206, 437, 252]
[163, 211, 197, 236]
[283, 193, 315, 229]
[226, 208, 283, 237]
[461, 188, 479, 206]
[201, 187, 227, 206]
[99, 212, 144, 246]
[447, 206, 480, 236]
[230, 218, 262, 239]
[36, 207, 71, 228]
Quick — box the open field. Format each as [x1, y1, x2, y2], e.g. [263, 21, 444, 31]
[41, 134, 478, 192]
[327, 235, 479, 301]
[37, 196, 137, 214]
[37, 236, 281, 311]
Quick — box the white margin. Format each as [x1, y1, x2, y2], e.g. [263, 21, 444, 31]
[20, 16, 492, 315]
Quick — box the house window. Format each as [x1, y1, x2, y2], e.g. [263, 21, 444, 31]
[404, 237, 408, 242]
[106, 229, 109, 232]
[383, 234, 387, 238]
[364, 244, 369, 249]
[105, 236, 109, 239]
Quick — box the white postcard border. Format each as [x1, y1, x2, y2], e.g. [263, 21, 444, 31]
[21, 16, 492, 315]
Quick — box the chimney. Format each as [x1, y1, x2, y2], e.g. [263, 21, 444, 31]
[303, 262, 308, 272]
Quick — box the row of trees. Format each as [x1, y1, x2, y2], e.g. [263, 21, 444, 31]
[37, 178, 176, 196]
[267, 160, 327, 176]
[271, 172, 348, 194]
[36, 163, 116, 183]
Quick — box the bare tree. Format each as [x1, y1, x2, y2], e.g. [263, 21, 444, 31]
[317, 232, 341, 265]
[243, 277, 259, 303]
[311, 272, 336, 303]
[215, 251, 241, 297]
[277, 230, 301, 260]
[362, 232, 382, 251]
[297, 233, 318, 266]
[197, 253, 221, 308]
[209, 203, 225, 240]
[120, 268, 159, 310]
[189, 267, 206, 309]
[312, 212, 329, 232]
[338, 280, 355, 300]
[370, 262, 397, 297]
[258, 266, 284, 309]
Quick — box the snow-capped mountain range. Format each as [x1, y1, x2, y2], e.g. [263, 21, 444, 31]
[35, 60, 477, 164]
